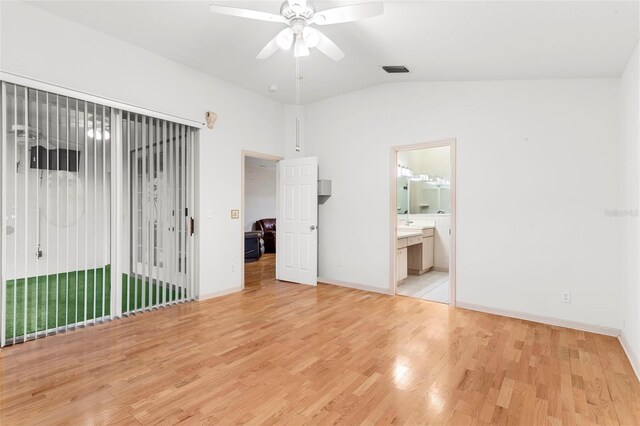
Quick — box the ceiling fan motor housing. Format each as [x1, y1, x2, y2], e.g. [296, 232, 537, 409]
[280, 0, 316, 21]
[290, 18, 307, 35]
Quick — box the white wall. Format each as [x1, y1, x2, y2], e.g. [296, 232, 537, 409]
[1, 3, 635, 340]
[4, 138, 110, 279]
[244, 163, 276, 231]
[0, 1, 285, 297]
[619, 42, 640, 374]
[304, 79, 623, 330]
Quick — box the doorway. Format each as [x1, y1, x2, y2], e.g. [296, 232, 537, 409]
[241, 151, 282, 289]
[390, 140, 456, 305]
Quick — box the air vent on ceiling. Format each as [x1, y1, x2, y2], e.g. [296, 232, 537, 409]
[382, 65, 409, 73]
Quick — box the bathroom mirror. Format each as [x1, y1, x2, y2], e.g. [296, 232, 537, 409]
[397, 146, 451, 215]
[397, 176, 409, 214]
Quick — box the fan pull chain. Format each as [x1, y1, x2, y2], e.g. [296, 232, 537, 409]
[295, 54, 301, 152]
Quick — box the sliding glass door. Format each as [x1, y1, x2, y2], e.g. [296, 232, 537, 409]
[0, 83, 112, 344]
[120, 113, 196, 314]
[0, 81, 198, 346]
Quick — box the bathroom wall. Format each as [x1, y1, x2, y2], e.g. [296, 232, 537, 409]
[398, 147, 451, 180]
[398, 147, 451, 214]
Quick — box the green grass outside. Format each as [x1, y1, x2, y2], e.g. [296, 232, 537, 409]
[121, 274, 184, 313]
[5, 266, 111, 340]
[5, 266, 185, 340]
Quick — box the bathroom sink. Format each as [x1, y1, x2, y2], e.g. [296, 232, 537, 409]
[397, 223, 435, 231]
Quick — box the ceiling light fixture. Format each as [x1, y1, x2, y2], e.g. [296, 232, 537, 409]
[276, 27, 294, 50]
[209, 1, 383, 61]
[87, 128, 110, 140]
[302, 26, 319, 48]
[294, 35, 310, 58]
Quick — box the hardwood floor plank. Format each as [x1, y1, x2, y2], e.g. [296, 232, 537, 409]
[1, 253, 638, 424]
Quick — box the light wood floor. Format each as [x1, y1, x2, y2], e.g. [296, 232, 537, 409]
[1, 253, 639, 425]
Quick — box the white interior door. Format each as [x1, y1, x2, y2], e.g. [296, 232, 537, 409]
[276, 157, 318, 286]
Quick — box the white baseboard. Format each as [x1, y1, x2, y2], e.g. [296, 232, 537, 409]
[456, 301, 621, 337]
[619, 330, 640, 381]
[318, 277, 391, 295]
[198, 286, 242, 301]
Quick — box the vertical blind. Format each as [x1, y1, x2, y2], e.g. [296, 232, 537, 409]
[120, 112, 197, 314]
[0, 82, 198, 346]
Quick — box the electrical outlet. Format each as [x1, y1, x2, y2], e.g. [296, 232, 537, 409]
[561, 291, 571, 304]
[207, 210, 213, 218]
[231, 263, 235, 272]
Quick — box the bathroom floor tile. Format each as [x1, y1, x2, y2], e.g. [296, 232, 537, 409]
[397, 271, 450, 304]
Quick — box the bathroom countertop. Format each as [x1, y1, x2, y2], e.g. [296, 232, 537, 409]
[397, 224, 436, 231]
[397, 230, 423, 239]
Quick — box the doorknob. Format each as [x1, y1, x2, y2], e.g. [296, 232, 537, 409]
[310, 225, 316, 231]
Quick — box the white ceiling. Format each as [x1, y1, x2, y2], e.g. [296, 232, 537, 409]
[30, 0, 640, 104]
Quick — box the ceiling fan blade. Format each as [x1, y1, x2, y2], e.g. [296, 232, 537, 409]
[312, 2, 383, 25]
[315, 30, 345, 61]
[294, 36, 310, 58]
[209, 4, 287, 23]
[257, 28, 293, 59]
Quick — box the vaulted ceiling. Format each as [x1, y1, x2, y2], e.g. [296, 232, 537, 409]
[30, 1, 640, 104]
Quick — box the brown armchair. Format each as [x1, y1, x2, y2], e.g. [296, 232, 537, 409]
[254, 218, 276, 253]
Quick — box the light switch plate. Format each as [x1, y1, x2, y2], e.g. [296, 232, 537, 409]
[231, 209, 240, 219]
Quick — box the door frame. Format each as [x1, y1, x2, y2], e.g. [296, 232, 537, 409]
[240, 150, 283, 290]
[389, 138, 457, 306]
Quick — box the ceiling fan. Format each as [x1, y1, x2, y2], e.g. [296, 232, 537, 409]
[209, 0, 384, 61]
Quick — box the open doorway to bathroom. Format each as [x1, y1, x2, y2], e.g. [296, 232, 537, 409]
[390, 140, 456, 305]
[241, 151, 282, 290]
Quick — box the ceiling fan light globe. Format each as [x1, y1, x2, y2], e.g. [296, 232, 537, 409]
[294, 37, 310, 57]
[276, 29, 294, 50]
[302, 27, 320, 48]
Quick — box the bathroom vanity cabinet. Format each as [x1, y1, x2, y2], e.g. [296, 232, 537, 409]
[396, 227, 435, 283]
[396, 247, 408, 282]
[408, 228, 434, 274]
